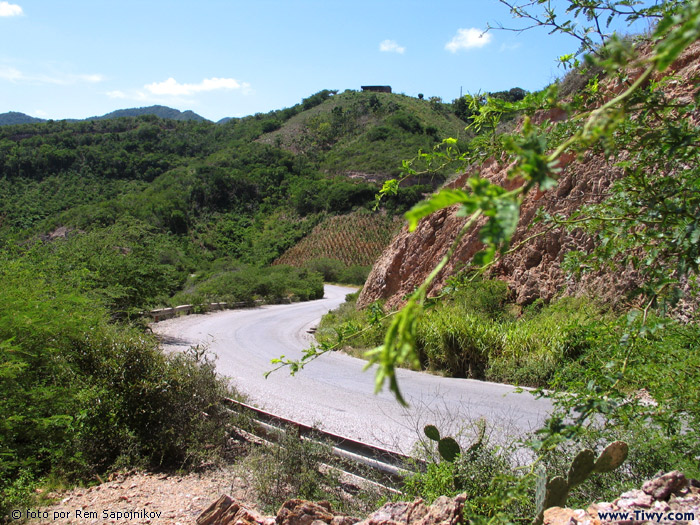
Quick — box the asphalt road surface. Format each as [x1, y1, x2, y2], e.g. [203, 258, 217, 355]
[154, 284, 552, 453]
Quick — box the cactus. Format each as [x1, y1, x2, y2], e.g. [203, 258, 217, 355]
[593, 441, 628, 473]
[546, 476, 569, 508]
[424, 424, 441, 442]
[423, 421, 488, 463]
[423, 424, 462, 462]
[533, 441, 628, 525]
[438, 437, 461, 462]
[535, 465, 547, 518]
[568, 449, 596, 487]
[464, 418, 486, 458]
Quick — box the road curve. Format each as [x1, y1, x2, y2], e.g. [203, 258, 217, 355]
[154, 284, 552, 453]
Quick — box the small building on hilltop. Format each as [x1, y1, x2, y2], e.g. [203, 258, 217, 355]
[361, 85, 392, 93]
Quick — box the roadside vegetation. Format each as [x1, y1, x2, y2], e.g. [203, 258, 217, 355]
[0, 253, 237, 516]
[235, 426, 387, 516]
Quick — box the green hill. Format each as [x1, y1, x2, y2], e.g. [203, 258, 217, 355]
[89, 105, 209, 122]
[0, 106, 208, 126]
[0, 111, 46, 126]
[1, 90, 459, 287]
[257, 89, 468, 179]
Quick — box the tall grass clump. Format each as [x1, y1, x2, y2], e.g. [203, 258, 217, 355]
[237, 425, 386, 516]
[321, 278, 607, 386]
[316, 292, 388, 352]
[413, 280, 606, 386]
[487, 297, 606, 385]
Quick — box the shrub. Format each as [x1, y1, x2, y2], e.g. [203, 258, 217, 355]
[170, 262, 324, 305]
[304, 257, 346, 282]
[238, 425, 386, 515]
[338, 264, 371, 286]
[387, 112, 424, 134]
[366, 125, 393, 142]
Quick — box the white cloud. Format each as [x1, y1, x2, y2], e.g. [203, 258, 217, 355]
[106, 90, 128, 99]
[445, 28, 492, 52]
[106, 76, 251, 105]
[79, 73, 105, 83]
[0, 64, 103, 85]
[379, 39, 405, 54]
[0, 1, 23, 17]
[145, 77, 247, 96]
[0, 65, 23, 81]
[500, 42, 522, 52]
[34, 109, 48, 117]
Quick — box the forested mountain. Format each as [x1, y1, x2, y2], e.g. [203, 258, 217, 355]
[0, 88, 474, 323]
[0, 111, 46, 126]
[0, 105, 208, 126]
[88, 105, 209, 122]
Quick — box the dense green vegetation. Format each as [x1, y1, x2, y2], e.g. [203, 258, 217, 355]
[171, 261, 324, 306]
[322, 277, 700, 515]
[0, 252, 235, 515]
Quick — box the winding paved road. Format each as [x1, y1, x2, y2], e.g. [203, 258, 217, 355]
[154, 285, 552, 453]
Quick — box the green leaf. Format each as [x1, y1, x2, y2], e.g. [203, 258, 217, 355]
[405, 189, 473, 232]
[654, 0, 700, 71]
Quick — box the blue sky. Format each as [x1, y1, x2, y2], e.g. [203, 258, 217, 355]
[0, 1, 655, 121]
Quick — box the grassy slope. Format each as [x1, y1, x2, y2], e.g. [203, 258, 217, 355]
[258, 90, 468, 179]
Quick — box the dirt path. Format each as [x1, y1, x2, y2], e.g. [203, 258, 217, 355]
[29, 468, 253, 525]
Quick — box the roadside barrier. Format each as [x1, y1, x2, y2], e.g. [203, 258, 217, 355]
[222, 398, 424, 489]
[149, 300, 264, 322]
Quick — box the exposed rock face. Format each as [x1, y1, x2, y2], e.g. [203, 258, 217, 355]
[197, 494, 276, 525]
[357, 41, 700, 311]
[357, 152, 626, 309]
[356, 493, 466, 525]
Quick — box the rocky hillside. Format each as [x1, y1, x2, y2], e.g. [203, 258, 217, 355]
[358, 41, 700, 310]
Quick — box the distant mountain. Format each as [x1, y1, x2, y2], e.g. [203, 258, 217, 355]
[0, 106, 209, 126]
[88, 105, 209, 122]
[0, 112, 46, 126]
